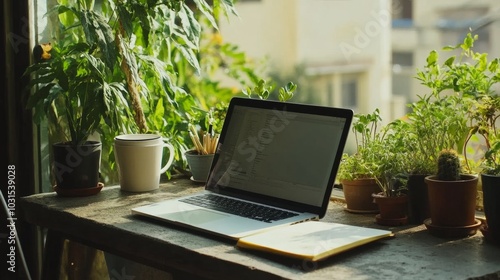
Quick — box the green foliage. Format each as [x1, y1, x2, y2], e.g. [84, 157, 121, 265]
[269, 64, 319, 105]
[25, 43, 132, 146]
[484, 140, 500, 175]
[338, 109, 382, 182]
[404, 94, 468, 175]
[26, 0, 242, 183]
[338, 109, 408, 197]
[437, 149, 461, 181]
[440, 33, 500, 176]
[468, 94, 500, 175]
[242, 79, 297, 102]
[410, 33, 482, 175]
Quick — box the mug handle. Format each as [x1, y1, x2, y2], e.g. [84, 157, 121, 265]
[160, 141, 175, 174]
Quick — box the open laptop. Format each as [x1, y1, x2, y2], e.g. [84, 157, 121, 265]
[132, 97, 353, 239]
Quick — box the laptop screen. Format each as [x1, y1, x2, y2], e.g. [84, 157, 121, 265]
[207, 98, 353, 213]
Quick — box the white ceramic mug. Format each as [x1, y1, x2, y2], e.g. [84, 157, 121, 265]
[114, 134, 175, 192]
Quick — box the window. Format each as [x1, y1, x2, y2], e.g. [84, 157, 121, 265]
[392, 52, 413, 67]
[392, 52, 413, 108]
[341, 76, 358, 109]
[392, 0, 413, 28]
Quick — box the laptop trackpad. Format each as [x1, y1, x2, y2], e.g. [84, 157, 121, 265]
[160, 209, 228, 224]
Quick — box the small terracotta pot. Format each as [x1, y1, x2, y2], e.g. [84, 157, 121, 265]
[341, 178, 380, 213]
[372, 193, 408, 221]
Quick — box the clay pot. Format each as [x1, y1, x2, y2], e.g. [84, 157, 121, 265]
[425, 174, 478, 227]
[372, 193, 408, 226]
[342, 178, 380, 213]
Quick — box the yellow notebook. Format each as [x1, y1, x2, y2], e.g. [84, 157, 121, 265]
[236, 221, 394, 261]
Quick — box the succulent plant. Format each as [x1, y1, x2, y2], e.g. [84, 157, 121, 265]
[437, 149, 461, 181]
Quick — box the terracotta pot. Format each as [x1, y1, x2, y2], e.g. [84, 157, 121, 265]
[372, 193, 408, 225]
[481, 174, 500, 242]
[425, 174, 478, 227]
[407, 174, 430, 224]
[341, 178, 380, 213]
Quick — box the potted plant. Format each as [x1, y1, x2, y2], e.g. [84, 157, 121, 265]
[430, 32, 500, 243]
[424, 149, 481, 238]
[406, 34, 477, 223]
[481, 136, 500, 244]
[338, 109, 383, 214]
[464, 94, 500, 243]
[370, 120, 410, 226]
[25, 40, 131, 195]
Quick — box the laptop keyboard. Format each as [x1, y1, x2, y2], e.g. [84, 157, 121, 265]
[180, 194, 299, 223]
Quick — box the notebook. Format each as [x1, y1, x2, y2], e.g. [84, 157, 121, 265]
[132, 97, 353, 239]
[237, 221, 394, 261]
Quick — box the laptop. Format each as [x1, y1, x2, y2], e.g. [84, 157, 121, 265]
[132, 97, 353, 239]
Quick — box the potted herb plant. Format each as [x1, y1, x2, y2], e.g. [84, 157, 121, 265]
[370, 120, 410, 226]
[420, 32, 500, 242]
[338, 109, 384, 214]
[424, 149, 480, 238]
[406, 34, 478, 223]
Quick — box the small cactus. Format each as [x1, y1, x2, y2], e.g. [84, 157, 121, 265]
[437, 149, 461, 181]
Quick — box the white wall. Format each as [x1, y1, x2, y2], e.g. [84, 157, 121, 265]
[220, 0, 393, 120]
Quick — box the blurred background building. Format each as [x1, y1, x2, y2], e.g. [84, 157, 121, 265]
[220, 0, 500, 122]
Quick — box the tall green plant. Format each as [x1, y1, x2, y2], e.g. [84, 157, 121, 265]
[338, 109, 409, 197]
[26, 43, 132, 146]
[27, 0, 241, 183]
[416, 33, 500, 176]
[409, 34, 477, 174]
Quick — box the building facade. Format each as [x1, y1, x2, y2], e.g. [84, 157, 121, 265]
[220, 0, 500, 122]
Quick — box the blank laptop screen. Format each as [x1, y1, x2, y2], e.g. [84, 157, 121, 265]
[207, 102, 350, 208]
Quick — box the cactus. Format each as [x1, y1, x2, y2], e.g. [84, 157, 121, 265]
[437, 149, 461, 181]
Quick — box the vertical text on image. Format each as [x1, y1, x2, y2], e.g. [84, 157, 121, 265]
[6, 165, 17, 273]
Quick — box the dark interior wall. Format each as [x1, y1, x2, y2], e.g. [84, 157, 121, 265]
[2, 0, 40, 279]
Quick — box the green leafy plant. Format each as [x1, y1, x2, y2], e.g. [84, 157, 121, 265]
[338, 109, 382, 182]
[484, 139, 500, 175]
[25, 42, 132, 146]
[464, 95, 500, 175]
[436, 33, 500, 176]
[338, 109, 408, 197]
[25, 0, 240, 183]
[374, 120, 410, 197]
[242, 79, 297, 102]
[410, 34, 477, 175]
